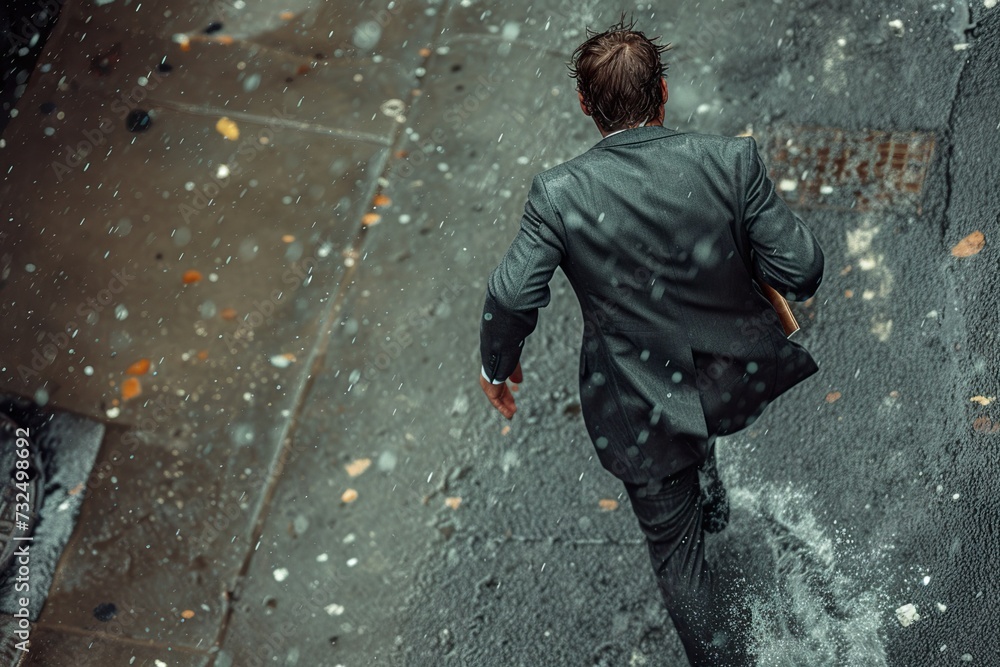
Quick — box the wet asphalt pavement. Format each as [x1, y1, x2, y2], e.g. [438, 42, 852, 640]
[1, 0, 999, 665]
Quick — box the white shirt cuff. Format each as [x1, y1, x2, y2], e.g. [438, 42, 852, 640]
[481, 366, 506, 385]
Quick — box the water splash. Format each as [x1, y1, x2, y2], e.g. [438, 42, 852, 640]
[728, 484, 889, 666]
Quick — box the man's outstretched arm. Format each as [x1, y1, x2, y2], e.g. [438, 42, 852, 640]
[479, 175, 565, 418]
[742, 135, 825, 301]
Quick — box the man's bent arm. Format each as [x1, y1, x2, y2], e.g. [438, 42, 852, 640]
[742, 136, 825, 301]
[480, 175, 565, 382]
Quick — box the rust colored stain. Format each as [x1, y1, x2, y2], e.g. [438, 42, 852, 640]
[761, 125, 935, 214]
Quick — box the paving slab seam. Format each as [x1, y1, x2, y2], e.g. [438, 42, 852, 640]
[281, 11, 454, 385]
[145, 98, 395, 146]
[207, 261, 367, 654]
[206, 10, 452, 662]
[28, 621, 213, 655]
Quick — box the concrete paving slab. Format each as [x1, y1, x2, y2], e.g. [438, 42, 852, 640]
[146, 47, 411, 143]
[22, 2, 442, 142]
[1, 101, 387, 423]
[252, 0, 446, 72]
[35, 423, 253, 648]
[19, 623, 211, 666]
[2, 93, 387, 649]
[442, 0, 605, 55]
[5, 100, 376, 646]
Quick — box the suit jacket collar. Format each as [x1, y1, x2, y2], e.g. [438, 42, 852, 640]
[591, 125, 682, 150]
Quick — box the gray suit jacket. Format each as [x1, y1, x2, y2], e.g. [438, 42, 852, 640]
[480, 126, 824, 484]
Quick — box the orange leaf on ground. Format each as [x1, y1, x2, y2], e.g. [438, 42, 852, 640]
[68, 482, 85, 496]
[213, 35, 234, 45]
[281, 234, 295, 243]
[280, 10, 295, 20]
[220, 308, 237, 321]
[126, 358, 151, 375]
[182, 269, 202, 284]
[598, 499, 619, 511]
[197, 350, 209, 361]
[362, 212, 381, 226]
[444, 497, 462, 510]
[341, 488, 358, 503]
[121, 377, 142, 401]
[825, 391, 842, 403]
[418, 47, 432, 57]
[181, 610, 195, 619]
[215, 117, 240, 141]
[951, 231, 985, 258]
[373, 193, 392, 207]
[345, 458, 371, 478]
[501, 425, 511, 436]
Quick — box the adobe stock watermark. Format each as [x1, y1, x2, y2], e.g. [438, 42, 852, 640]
[392, 70, 510, 183]
[348, 279, 467, 393]
[179, 106, 295, 223]
[5, 0, 64, 52]
[219, 243, 330, 354]
[19, 595, 156, 656]
[352, 0, 406, 49]
[226, 583, 371, 667]
[442, 71, 506, 132]
[50, 66, 171, 182]
[74, 391, 186, 502]
[15, 263, 136, 383]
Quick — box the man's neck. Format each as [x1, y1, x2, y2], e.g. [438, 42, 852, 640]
[600, 119, 664, 139]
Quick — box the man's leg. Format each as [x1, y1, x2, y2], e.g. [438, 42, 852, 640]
[623, 464, 751, 666]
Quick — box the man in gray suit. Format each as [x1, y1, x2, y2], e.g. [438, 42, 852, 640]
[478, 17, 824, 666]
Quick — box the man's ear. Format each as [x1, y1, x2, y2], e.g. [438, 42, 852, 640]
[577, 90, 591, 117]
[661, 77, 668, 104]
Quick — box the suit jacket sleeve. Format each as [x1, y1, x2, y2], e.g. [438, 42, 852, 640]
[742, 136, 825, 301]
[480, 175, 565, 382]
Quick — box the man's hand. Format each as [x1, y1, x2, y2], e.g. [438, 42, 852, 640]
[480, 362, 523, 420]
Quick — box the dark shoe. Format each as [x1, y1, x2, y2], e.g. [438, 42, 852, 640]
[701, 478, 729, 533]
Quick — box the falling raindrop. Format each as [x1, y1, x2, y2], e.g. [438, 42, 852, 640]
[501, 22, 521, 41]
[243, 73, 261, 92]
[353, 21, 382, 49]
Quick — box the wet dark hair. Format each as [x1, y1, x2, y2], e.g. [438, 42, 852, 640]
[567, 14, 671, 133]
